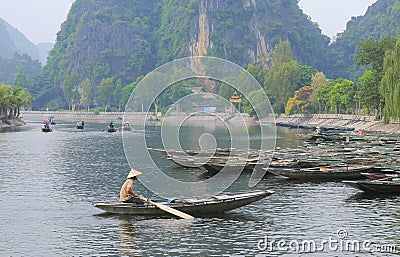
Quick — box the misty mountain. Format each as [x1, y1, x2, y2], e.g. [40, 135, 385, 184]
[0, 17, 54, 64]
[328, 0, 400, 79]
[37, 42, 54, 64]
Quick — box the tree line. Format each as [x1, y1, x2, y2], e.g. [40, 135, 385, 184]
[267, 37, 400, 124]
[0, 82, 32, 120]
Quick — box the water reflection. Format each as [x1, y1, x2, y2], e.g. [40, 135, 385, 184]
[346, 191, 400, 201]
[118, 218, 141, 256]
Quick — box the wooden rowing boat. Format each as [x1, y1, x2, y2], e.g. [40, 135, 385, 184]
[343, 178, 400, 193]
[92, 190, 274, 216]
[42, 127, 52, 132]
[264, 165, 372, 181]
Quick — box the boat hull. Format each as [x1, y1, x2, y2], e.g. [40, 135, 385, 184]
[343, 180, 400, 193]
[92, 190, 273, 216]
[265, 166, 369, 181]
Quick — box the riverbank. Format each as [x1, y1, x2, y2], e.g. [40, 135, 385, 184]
[275, 114, 400, 134]
[0, 117, 26, 130]
[18, 111, 400, 134]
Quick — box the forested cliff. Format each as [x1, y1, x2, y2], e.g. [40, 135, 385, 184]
[329, 0, 400, 79]
[34, 0, 400, 112]
[40, 0, 330, 108]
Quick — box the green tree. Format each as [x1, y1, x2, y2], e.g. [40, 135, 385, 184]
[380, 37, 400, 123]
[285, 86, 316, 115]
[14, 67, 28, 88]
[0, 83, 32, 118]
[0, 83, 12, 118]
[246, 64, 266, 86]
[356, 36, 397, 74]
[63, 73, 80, 110]
[299, 65, 318, 88]
[97, 77, 115, 112]
[242, 89, 271, 118]
[9, 87, 32, 117]
[265, 41, 301, 113]
[316, 85, 331, 113]
[356, 36, 397, 115]
[81, 78, 92, 111]
[358, 70, 380, 114]
[329, 79, 356, 114]
[113, 79, 124, 111]
[158, 83, 192, 109]
[120, 76, 144, 112]
[309, 72, 330, 113]
[218, 83, 235, 101]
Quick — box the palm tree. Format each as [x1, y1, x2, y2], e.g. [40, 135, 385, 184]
[0, 83, 32, 120]
[15, 88, 33, 117]
[9, 87, 31, 118]
[0, 83, 12, 119]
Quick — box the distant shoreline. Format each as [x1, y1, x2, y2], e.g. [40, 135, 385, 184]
[19, 111, 256, 124]
[10, 112, 400, 135]
[0, 118, 25, 130]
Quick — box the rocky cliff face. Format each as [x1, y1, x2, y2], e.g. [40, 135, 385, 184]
[188, 0, 271, 67]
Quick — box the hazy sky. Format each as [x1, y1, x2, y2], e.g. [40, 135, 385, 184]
[0, 0, 74, 44]
[299, 0, 378, 38]
[0, 0, 378, 44]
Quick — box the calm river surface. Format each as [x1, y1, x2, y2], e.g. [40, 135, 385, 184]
[0, 121, 399, 256]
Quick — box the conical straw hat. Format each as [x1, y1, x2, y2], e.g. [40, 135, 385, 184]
[127, 169, 142, 179]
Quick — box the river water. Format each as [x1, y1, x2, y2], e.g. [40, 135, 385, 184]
[0, 121, 399, 256]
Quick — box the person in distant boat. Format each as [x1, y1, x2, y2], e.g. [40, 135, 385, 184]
[315, 126, 322, 135]
[120, 169, 144, 204]
[109, 121, 114, 129]
[124, 121, 130, 128]
[357, 129, 363, 137]
[43, 122, 50, 129]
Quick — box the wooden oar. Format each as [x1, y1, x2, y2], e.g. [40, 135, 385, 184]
[138, 195, 194, 220]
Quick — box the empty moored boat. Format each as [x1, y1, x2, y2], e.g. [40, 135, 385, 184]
[343, 178, 400, 193]
[264, 165, 372, 181]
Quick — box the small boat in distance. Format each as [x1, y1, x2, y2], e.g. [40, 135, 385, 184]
[48, 115, 56, 125]
[107, 121, 117, 132]
[76, 120, 85, 129]
[42, 120, 52, 132]
[122, 121, 131, 131]
[93, 190, 274, 217]
[42, 127, 52, 132]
